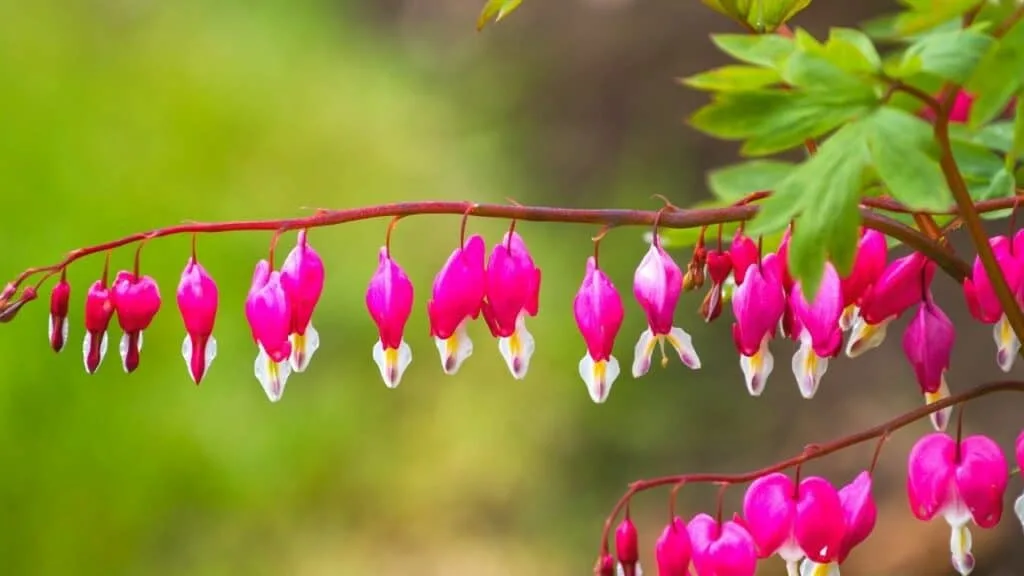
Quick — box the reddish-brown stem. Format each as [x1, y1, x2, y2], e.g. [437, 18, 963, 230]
[596, 380, 1024, 556]
[592, 226, 612, 267]
[668, 480, 686, 521]
[714, 483, 728, 528]
[190, 233, 198, 262]
[385, 216, 402, 257]
[913, 213, 943, 241]
[868, 432, 889, 476]
[267, 230, 284, 269]
[460, 203, 477, 249]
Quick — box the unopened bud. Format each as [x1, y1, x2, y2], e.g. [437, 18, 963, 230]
[595, 553, 615, 576]
[701, 286, 723, 323]
[615, 517, 639, 574]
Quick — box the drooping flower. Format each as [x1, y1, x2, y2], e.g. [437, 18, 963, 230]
[176, 257, 219, 384]
[1014, 431, 1024, 532]
[83, 278, 115, 374]
[245, 260, 293, 402]
[280, 230, 325, 373]
[632, 242, 701, 377]
[847, 252, 935, 358]
[701, 249, 732, 322]
[731, 253, 787, 396]
[789, 263, 844, 399]
[799, 471, 877, 575]
[741, 473, 846, 573]
[427, 234, 486, 375]
[482, 231, 542, 379]
[111, 271, 162, 373]
[596, 553, 616, 576]
[730, 233, 759, 286]
[366, 246, 415, 388]
[687, 513, 758, 576]
[902, 295, 955, 431]
[615, 516, 641, 576]
[49, 276, 71, 353]
[962, 234, 1023, 372]
[907, 432, 1009, 575]
[839, 229, 887, 331]
[655, 517, 693, 576]
[574, 256, 624, 403]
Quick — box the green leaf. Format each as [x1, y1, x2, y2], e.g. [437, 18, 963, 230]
[477, 0, 523, 31]
[681, 65, 782, 92]
[890, 0, 982, 36]
[701, 0, 812, 32]
[894, 28, 995, 83]
[710, 34, 795, 68]
[978, 167, 1016, 219]
[865, 107, 952, 211]
[706, 160, 796, 201]
[967, 19, 1024, 127]
[950, 138, 1007, 187]
[827, 28, 883, 72]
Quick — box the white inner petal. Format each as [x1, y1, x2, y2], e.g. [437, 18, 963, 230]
[631, 328, 656, 378]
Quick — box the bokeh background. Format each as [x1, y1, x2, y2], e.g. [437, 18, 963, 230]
[1, 1, 1022, 574]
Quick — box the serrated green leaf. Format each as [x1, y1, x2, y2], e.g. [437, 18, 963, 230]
[477, 0, 523, 31]
[967, 19, 1024, 127]
[865, 107, 952, 211]
[891, 0, 982, 36]
[681, 65, 782, 92]
[978, 167, 1016, 219]
[710, 34, 796, 68]
[894, 28, 995, 83]
[707, 160, 796, 201]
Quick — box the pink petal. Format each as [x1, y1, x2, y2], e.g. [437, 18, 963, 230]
[907, 433, 957, 521]
[794, 476, 846, 564]
[837, 471, 876, 563]
[741, 472, 796, 558]
[901, 300, 955, 394]
[956, 435, 1009, 528]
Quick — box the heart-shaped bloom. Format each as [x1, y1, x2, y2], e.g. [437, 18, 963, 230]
[1014, 431, 1024, 532]
[839, 229, 887, 331]
[111, 271, 162, 373]
[427, 234, 486, 375]
[687, 513, 757, 576]
[615, 516, 640, 576]
[632, 243, 701, 378]
[246, 260, 293, 401]
[656, 517, 693, 576]
[799, 471, 877, 575]
[83, 278, 115, 374]
[742, 473, 846, 572]
[788, 263, 843, 399]
[49, 276, 71, 353]
[176, 257, 219, 384]
[847, 252, 935, 358]
[366, 246, 414, 389]
[730, 234, 759, 286]
[907, 432, 1009, 575]
[482, 231, 542, 379]
[902, 295, 955, 431]
[574, 256, 624, 403]
[280, 230, 325, 373]
[731, 253, 786, 396]
[963, 234, 1024, 372]
[701, 249, 733, 322]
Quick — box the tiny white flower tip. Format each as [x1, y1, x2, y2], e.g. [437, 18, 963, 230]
[1013, 493, 1024, 532]
[254, 346, 291, 402]
[289, 323, 320, 373]
[373, 339, 412, 389]
[579, 354, 619, 403]
[82, 331, 109, 374]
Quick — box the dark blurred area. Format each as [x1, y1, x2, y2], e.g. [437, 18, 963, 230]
[0, 0, 1021, 574]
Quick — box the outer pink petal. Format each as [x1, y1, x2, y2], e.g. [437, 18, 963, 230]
[655, 517, 692, 576]
[741, 472, 796, 558]
[956, 435, 1009, 528]
[794, 476, 846, 564]
[906, 433, 957, 521]
[837, 471, 876, 564]
[901, 300, 955, 394]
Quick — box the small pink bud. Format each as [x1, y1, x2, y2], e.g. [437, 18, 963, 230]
[573, 256, 624, 403]
[902, 296, 955, 431]
[245, 260, 293, 402]
[428, 234, 487, 376]
[655, 517, 692, 576]
[729, 234, 758, 286]
[632, 243, 700, 377]
[482, 231, 541, 379]
[49, 277, 71, 353]
[366, 247, 415, 389]
[731, 253, 786, 396]
[111, 271, 162, 373]
[176, 257, 219, 385]
[280, 230, 325, 373]
[615, 516, 639, 575]
[83, 279, 115, 374]
[595, 553, 615, 576]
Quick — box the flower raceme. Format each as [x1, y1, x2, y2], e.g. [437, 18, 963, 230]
[279, 230, 325, 373]
[481, 231, 541, 380]
[631, 242, 701, 378]
[245, 260, 293, 402]
[428, 234, 487, 375]
[574, 256, 625, 403]
[902, 294, 955, 431]
[366, 246, 415, 389]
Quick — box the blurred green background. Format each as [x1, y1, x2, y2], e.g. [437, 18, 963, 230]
[2, 1, 1023, 575]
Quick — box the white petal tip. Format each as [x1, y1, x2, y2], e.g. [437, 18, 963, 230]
[580, 354, 620, 403]
[289, 324, 320, 373]
[254, 346, 291, 402]
[436, 324, 474, 376]
[498, 316, 535, 380]
[373, 340, 412, 389]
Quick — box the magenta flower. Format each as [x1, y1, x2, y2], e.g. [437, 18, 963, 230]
[48, 276, 70, 353]
[907, 432, 1009, 575]
[82, 279, 115, 374]
[597, 553, 615, 576]
[847, 252, 935, 358]
[687, 513, 757, 576]
[280, 230, 325, 373]
[482, 231, 542, 379]
[839, 229, 887, 331]
[366, 246, 415, 388]
[1014, 431, 1024, 531]
[655, 517, 692, 576]
[800, 471, 877, 575]
[632, 243, 701, 378]
[702, 249, 732, 322]
[615, 516, 640, 576]
[111, 271, 162, 373]
[788, 262, 843, 399]
[245, 260, 293, 402]
[427, 234, 486, 375]
[730, 233, 759, 286]
[741, 473, 846, 573]
[731, 253, 786, 396]
[963, 234, 1023, 372]
[574, 256, 624, 403]
[176, 257, 219, 384]
[902, 295, 955, 431]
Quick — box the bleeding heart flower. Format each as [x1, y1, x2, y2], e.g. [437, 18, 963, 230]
[963, 234, 1024, 372]
[366, 246, 415, 388]
[731, 253, 787, 396]
[687, 513, 758, 576]
[632, 242, 701, 378]
[907, 432, 1009, 575]
[280, 230, 325, 373]
[176, 257, 219, 384]
[902, 294, 955, 431]
[83, 278, 115, 374]
[730, 234, 759, 286]
[110, 271, 162, 374]
[847, 252, 935, 358]
[839, 229, 887, 331]
[49, 275, 71, 353]
[788, 263, 844, 399]
[656, 517, 693, 576]
[428, 234, 486, 375]
[799, 471, 877, 575]
[245, 260, 293, 401]
[482, 231, 542, 379]
[701, 249, 733, 323]
[615, 516, 641, 576]
[574, 256, 624, 403]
